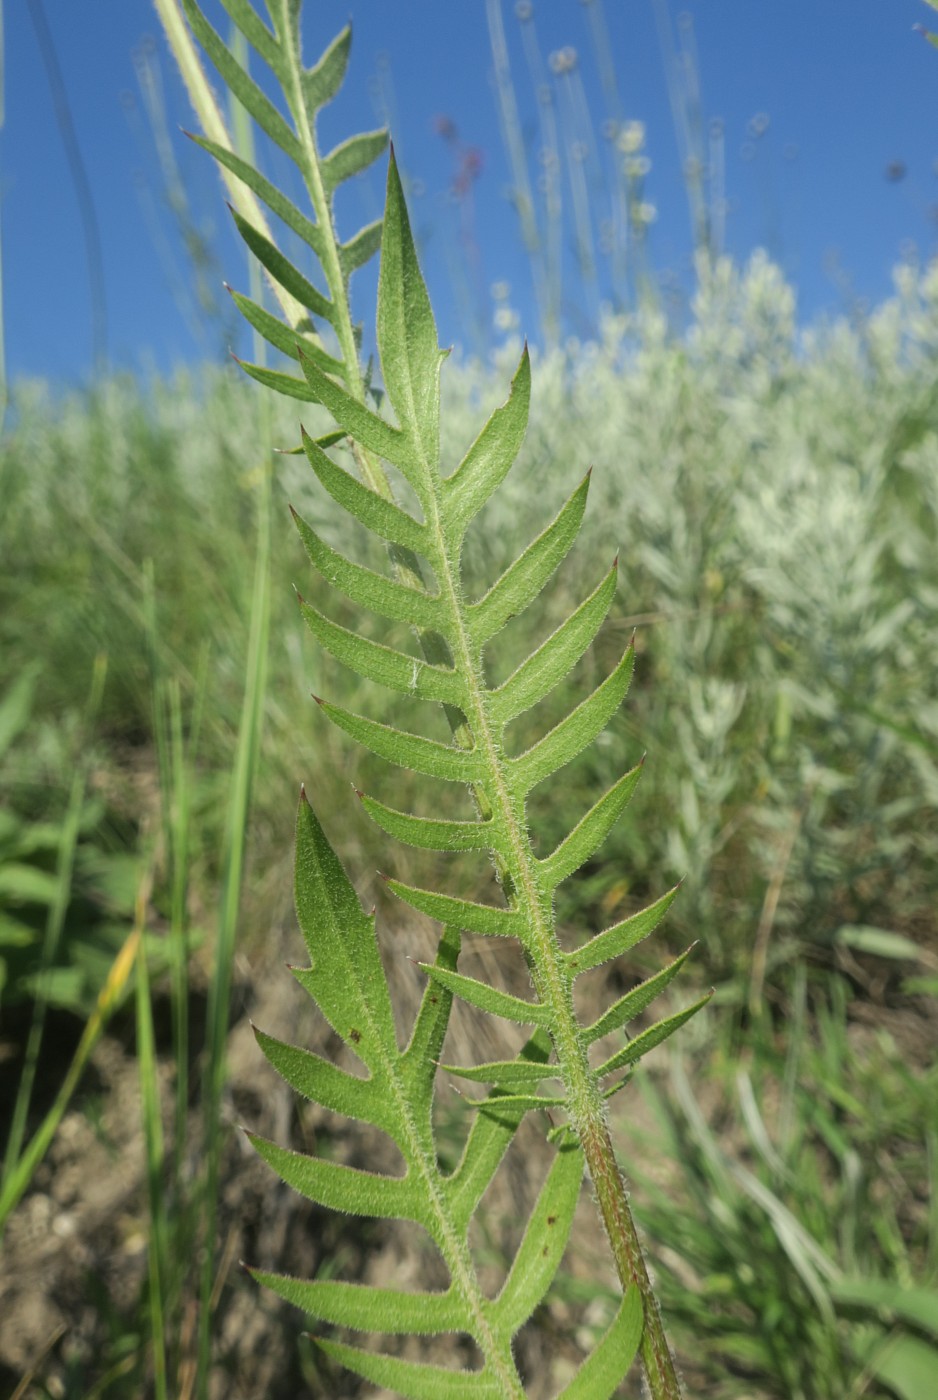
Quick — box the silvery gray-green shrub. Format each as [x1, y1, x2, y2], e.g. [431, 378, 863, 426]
[158, 2, 709, 1394]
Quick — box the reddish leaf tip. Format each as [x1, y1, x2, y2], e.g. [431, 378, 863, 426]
[312, 693, 324, 706]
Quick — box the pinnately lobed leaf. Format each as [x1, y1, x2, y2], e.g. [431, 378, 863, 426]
[183, 1, 704, 1393]
[245, 792, 641, 1398]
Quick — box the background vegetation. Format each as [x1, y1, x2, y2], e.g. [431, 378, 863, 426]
[1, 2, 937, 1396]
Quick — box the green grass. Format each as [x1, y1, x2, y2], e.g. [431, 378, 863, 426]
[1, 251, 937, 1395]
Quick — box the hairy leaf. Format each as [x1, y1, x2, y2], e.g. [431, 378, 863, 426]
[489, 561, 619, 726]
[249, 796, 583, 1396]
[467, 473, 592, 648]
[301, 24, 351, 111]
[555, 1289, 643, 1399]
[193, 8, 703, 1387]
[418, 965, 551, 1026]
[442, 345, 531, 544]
[229, 207, 333, 323]
[227, 287, 343, 372]
[182, 0, 302, 162]
[301, 427, 426, 551]
[565, 885, 682, 977]
[596, 993, 714, 1077]
[322, 129, 389, 196]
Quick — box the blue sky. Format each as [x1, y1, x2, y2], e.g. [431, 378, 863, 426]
[6, 0, 938, 385]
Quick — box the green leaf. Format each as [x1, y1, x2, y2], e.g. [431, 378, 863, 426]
[188, 134, 325, 259]
[360, 794, 502, 854]
[315, 697, 484, 782]
[248, 1131, 421, 1221]
[400, 924, 460, 1103]
[583, 946, 695, 1045]
[596, 992, 713, 1077]
[301, 426, 426, 552]
[236, 359, 324, 403]
[322, 129, 389, 197]
[217, 0, 281, 71]
[386, 879, 522, 939]
[507, 643, 634, 795]
[477, 1090, 567, 1114]
[445, 1030, 552, 1232]
[867, 1335, 938, 1400]
[489, 561, 619, 726]
[441, 1057, 560, 1090]
[230, 207, 333, 322]
[314, 1340, 503, 1400]
[301, 24, 352, 112]
[298, 600, 466, 704]
[298, 349, 411, 470]
[340, 218, 384, 279]
[0, 863, 60, 905]
[442, 346, 531, 544]
[227, 288, 344, 372]
[555, 1288, 643, 1399]
[292, 508, 445, 630]
[292, 790, 396, 1053]
[540, 761, 644, 890]
[467, 473, 591, 648]
[377, 148, 443, 463]
[494, 1140, 584, 1337]
[832, 1278, 938, 1338]
[419, 965, 551, 1026]
[566, 885, 681, 977]
[181, 0, 303, 163]
[254, 1272, 464, 1335]
[253, 1028, 393, 1130]
[0, 668, 38, 757]
[834, 924, 924, 962]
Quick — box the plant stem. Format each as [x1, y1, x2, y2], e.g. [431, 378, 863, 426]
[415, 446, 684, 1400]
[276, 17, 680, 1384]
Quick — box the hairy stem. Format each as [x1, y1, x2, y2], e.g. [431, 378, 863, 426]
[414, 435, 683, 1400]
